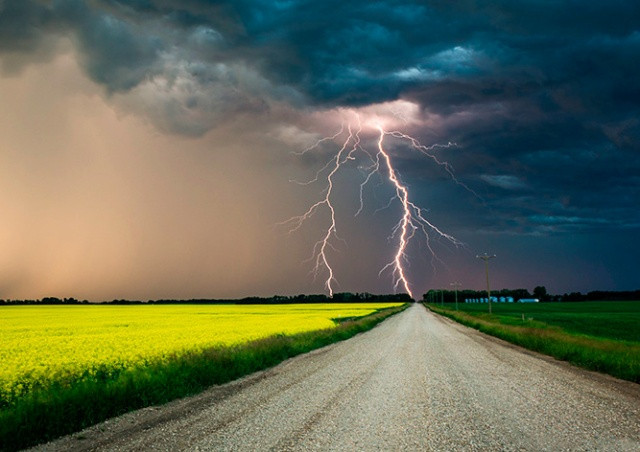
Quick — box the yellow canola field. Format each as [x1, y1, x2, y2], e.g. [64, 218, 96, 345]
[0, 303, 400, 406]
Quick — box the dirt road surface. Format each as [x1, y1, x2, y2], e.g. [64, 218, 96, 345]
[35, 304, 640, 451]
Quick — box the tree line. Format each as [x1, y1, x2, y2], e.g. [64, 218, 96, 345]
[2, 289, 638, 305]
[0, 292, 413, 305]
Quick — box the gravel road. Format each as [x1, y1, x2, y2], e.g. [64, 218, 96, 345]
[36, 304, 640, 451]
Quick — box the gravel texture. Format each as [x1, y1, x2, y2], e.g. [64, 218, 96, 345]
[34, 304, 640, 451]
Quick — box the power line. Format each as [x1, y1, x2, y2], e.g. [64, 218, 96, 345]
[476, 253, 496, 314]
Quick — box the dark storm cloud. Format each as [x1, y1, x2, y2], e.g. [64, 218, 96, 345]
[0, 1, 50, 54]
[0, 0, 162, 90]
[1, 0, 639, 234]
[5, 1, 638, 110]
[62, 1, 163, 91]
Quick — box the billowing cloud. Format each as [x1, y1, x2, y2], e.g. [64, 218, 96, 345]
[1, 0, 639, 297]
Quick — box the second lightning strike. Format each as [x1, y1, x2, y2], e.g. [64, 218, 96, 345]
[281, 113, 464, 299]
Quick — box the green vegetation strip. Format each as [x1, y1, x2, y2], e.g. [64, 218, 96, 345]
[425, 304, 640, 384]
[0, 304, 407, 452]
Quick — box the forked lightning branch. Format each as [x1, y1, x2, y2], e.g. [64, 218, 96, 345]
[281, 113, 467, 299]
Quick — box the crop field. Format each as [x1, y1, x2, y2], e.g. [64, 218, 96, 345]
[0, 302, 405, 450]
[427, 301, 640, 382]
[0, 303, 401, 407]
[439, 301, 640, 342]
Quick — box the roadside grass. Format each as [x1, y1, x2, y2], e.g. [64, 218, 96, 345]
[0, 303, 407, 451]
[425, 303, 640, 384]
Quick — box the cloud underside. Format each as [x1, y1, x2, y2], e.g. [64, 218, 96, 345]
[0, 0, 639, 234]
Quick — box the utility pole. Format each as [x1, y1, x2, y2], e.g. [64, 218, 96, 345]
[450, 282, 462, 310]
[476, 253, 496, 314]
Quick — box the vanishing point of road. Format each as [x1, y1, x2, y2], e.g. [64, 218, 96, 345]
[37, 304, 640, 451]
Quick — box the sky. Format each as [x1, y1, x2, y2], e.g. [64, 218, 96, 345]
[0, 0, 639, 300]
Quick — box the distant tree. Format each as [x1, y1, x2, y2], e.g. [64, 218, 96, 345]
[332, 292, 354, 302]
[565, 292, 585, 302]
[511, 288, 531, 299]
[533, 286, 548, 301]
[42, 297, 62, 304]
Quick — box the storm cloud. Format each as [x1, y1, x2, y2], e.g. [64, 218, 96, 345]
[0, 0, 638, 297]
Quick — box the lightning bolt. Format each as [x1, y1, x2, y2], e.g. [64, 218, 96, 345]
[372, 125, 464, 298]
[282, 112, 466, 299]
[279, 121, 362, 296]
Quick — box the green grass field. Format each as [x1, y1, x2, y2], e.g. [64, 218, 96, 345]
[439, 301, 640, 342]
[426, 301, 640, 384]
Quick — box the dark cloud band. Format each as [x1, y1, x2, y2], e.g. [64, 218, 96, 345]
[1, 0, 638, 234]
